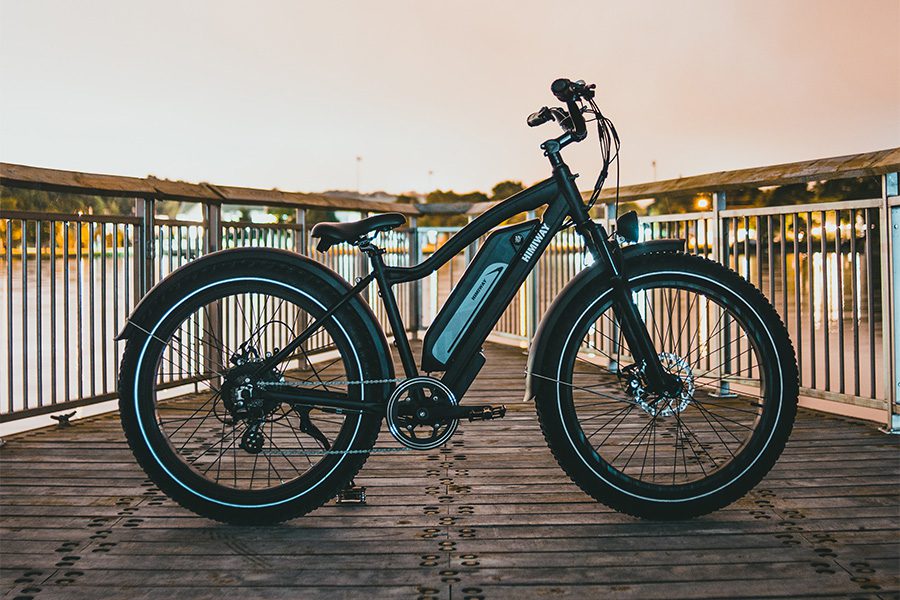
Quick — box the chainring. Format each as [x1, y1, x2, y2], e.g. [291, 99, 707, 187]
[386, 377, 459, 450]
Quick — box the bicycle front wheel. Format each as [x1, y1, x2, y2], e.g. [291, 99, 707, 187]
[535, 253, 798, 519]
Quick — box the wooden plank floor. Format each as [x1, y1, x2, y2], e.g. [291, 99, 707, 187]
[2, 342, 898, 599]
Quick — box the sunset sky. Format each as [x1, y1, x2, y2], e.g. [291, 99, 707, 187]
[1, 0, 898, 195]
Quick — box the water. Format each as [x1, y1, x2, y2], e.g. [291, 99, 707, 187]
[0, 244, 887, 416]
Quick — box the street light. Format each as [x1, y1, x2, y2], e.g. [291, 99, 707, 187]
[356, 156, 362, 194]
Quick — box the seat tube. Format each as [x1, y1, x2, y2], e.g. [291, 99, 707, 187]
[368, 249, 419, 379]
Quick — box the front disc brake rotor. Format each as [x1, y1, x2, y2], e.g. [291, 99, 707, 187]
[633, 353, 695, 417]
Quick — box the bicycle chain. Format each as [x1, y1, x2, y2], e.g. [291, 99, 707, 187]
[257, 377, 413, 456]
[257, 377, 405, 388]
[260, 447, 412, 456]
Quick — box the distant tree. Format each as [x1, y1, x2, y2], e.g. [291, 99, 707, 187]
[426, 190, 489, 205]
[304, 209, 339, 227]
[394, 194, 420, 204]
[420, 189, 488, 227]
[490, 180, 524, 201]
[810, 177, 880, 202]
[267, 207, 296, 223]
[0, 185, 133, 214]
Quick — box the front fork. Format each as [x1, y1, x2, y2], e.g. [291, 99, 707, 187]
[585, 221, 678, 395]
[549, 154, 674, 394]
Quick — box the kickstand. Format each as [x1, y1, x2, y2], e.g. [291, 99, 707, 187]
[336, 480, 367, 505]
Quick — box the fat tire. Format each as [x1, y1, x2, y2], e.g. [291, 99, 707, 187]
[118, 257, 387, 524]
[534, 253, 798, 519]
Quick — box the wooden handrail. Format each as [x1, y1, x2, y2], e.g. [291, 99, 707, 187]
[0, 162, 419, 215]
[590, 147, 900, 202]
[3, 147, 898, 216]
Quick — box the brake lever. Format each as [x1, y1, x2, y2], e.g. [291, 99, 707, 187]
[527, 106, 553, 127]
[573, 80, 596, 100]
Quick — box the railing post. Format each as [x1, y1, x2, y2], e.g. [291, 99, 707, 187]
[203, 201, 223, 379]
[881, 172, 899, 433]
[356, 211, 372, 307]
[464, 214, 479, 265]
[134, 196, 155, 297]
[296, 208, 307, 255]
[408, 216, 422, 338]
[712, 191, 726, 264]
[468, 214, 481, 258]
[604, 202, 620, 371]
[712, 191, 736, 397]
[204, 201, 222, 254]
[292, 208, 311, 369]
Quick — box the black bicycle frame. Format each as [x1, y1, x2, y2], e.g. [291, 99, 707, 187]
[254, 139, 675, 413]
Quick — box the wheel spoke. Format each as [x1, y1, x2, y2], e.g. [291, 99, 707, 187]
[145, 285, 362, 494]
[562, 276, 777, 488]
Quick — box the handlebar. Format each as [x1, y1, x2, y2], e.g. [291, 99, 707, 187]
[527, 78, 596, 142]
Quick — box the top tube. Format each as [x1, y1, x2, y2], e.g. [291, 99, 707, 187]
[386, 178, 561, 284]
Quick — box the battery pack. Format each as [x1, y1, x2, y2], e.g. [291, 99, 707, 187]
[421, 219, 539, 372]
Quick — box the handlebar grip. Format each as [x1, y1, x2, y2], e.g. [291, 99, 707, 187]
[551, 78, 573, 102]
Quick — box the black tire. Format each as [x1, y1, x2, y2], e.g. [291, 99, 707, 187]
[534, 253, 798, 519]
[118, 257, 388, 524]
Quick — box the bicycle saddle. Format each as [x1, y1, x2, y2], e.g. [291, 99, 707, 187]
[311, 212, 407, 252]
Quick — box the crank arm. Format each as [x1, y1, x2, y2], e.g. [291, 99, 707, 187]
[258, 389, 384, 415]
[421, 404, 507, 421]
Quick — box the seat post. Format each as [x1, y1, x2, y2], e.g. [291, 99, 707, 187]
[363, 243, 420, 379]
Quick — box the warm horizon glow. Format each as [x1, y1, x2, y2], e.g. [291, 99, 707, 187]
[1, 0, 898, 195]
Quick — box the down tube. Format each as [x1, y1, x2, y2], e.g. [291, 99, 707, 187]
[438, 198, 570, 395]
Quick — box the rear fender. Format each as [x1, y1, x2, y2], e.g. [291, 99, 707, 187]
[117, 247, 394, 378]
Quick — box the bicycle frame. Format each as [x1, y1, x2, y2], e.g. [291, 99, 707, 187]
[256, 140, 677, 413]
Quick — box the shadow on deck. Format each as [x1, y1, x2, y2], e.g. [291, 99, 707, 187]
[1, 342, 898, 599]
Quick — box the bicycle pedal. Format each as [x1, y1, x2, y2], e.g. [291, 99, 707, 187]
[336, 484, 366, 505]
[467, 405, 507, 421]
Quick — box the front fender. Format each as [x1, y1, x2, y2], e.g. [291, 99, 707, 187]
[524, 238, 685, 401]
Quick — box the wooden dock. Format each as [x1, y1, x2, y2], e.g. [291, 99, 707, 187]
[1, 342, 898, 599]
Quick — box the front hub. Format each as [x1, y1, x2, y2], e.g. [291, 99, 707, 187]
[626, 353, 695, 418]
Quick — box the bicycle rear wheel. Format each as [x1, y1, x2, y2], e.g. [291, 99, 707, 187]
[118, 257, 386, 524]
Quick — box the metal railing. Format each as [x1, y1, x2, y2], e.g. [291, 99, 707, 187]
[0, 202, 418, 423]
[2, 152, 898, 430]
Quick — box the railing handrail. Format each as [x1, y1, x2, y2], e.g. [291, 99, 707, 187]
[0, 162, 420, 215]
[590, 148, 900, 202]
[0, 208, 143, 225]
[5, 147, 898, 219]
